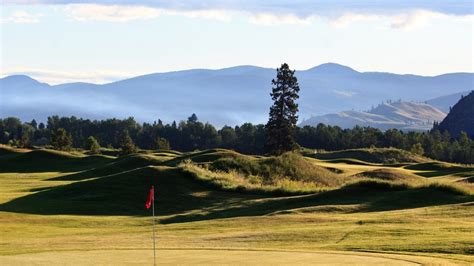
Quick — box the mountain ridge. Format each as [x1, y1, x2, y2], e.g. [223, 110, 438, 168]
[300, 101, 446, 131]
[4, 63, 473, 87]
[437, 91, 474, 138]
[1, 63, 472, 127]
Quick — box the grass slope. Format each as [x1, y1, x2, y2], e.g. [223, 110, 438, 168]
[0, 148, 114, 173]
[305, 147, 428, 164]
[0, 146, 473, 263]
[1, 147, 471, 217]
[353, 168, 424, 182]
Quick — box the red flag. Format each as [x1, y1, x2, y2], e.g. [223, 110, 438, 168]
[145, 185, 154, 209]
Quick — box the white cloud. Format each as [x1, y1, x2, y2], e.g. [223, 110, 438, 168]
[330, 13, 379, 28]
[1, 10, 43, 24]
[61, 4, 465, 29]
[63, 4, 231, 22]
[326, 10, 461, 30]
[64, 4, 162, 22]
[2, 2, 472, 28]
[249, 13, 313, 26]
[170, 9, 232, 22]
[1, 68, 137, 84]
[390, 10, 445, 30]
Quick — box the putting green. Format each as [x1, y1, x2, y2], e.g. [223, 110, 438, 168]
[0, 249, 463, 265]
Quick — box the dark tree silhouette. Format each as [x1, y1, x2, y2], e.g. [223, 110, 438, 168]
[51, 128, 72, 151]
[119, 130, 137, 155]
[265, 63, 300, 155]
[86, 136, 101, 154]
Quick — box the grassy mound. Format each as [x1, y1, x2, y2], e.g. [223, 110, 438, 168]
[406, 162, 474, 178]
[51, 153, 169, 181]
[463, 177, 474, 183]
[1, 146, 472, 220]
[354, 168, 424, 182]
[180, 161, 328, 195]
[209, 152, 346, 186]
[2, 163, 471, 218]
[342, 179, 471, 196]
[306, 148, 428, 164]
[0, 166, 254, 216]
[164, 148, 253, 166]
[0, 144, 27, 156]
[151, 149, 182, 156]
[405, 162, 457, 171]
[0, 149, 114, 172]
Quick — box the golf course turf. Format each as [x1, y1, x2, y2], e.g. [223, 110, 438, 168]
[1, 145, 473, 264]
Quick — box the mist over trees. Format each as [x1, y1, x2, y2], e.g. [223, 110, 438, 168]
[1, 115, 473, 164]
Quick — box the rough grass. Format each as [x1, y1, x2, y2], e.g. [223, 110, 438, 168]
[305, 147, 428, 164]
[406, 162, 459, 171]
[344, 179, 472, 196]
[180, 160, 331, 195]
[406, 162, 474, 179]
[49, 153, 168, 181]
[353, 168, 424, 182]
[0, 144, 29, 156]
[1, 146, 474, 264]
[209, 152, 346, 186]
[0, 148, 114, 173]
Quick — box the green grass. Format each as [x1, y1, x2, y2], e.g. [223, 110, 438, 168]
[180, 160, 331, 195]
[304, 147, 428, 164]
[0, 146, 473, 264]
[209, 152, 346, 186]
[353, 168, 424, 182]
[0, 147, 114, 173]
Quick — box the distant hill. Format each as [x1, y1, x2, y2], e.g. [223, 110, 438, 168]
[300, 101, 446, 131]
[426, 90, 471, 113]
[1, 63, 472, 127]
[437, 91, 474, 138]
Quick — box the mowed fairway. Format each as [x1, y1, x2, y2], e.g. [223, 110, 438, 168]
[0, 146, 473, 265]
[2, 249, 460, 265]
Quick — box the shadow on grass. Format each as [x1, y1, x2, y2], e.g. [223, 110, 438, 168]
[406, 162, 474, 178]
[162, 149, 250, 167]
[1, 164, 471, 224]
[47, 154, 167, 181]
[304, 148, 424, 165]
[0, 150, 114, 173]
[160, 184, 473, 224]
[0, 166, 260, 217]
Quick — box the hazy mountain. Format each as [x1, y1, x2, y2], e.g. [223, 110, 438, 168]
[426, 90, 471, 113]
[300, 101, 446, 131]
[437, 91, 474, 138]
[1, 63, 472, 127]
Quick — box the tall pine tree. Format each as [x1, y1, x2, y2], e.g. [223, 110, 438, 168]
[265, 63, 300, 155]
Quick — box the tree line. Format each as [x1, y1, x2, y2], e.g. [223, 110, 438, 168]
[1, 115, 473, 163]
[1, 63, 472, 163]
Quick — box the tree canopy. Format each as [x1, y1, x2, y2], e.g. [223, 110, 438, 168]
[265, 63, 300, 155]
[1, 116, 473, 163]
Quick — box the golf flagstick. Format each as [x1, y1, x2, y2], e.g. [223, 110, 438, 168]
[152, 186, 156, 266]
[145, 185, 156, 266]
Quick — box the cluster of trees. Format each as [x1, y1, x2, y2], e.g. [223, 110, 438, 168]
[1, 63, 472, 163]
[1, 115, 473, 163]
[296, 124, 473, 163]
[0, 115, 264, 154]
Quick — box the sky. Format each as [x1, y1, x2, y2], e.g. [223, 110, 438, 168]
[1, 1, 473, 84]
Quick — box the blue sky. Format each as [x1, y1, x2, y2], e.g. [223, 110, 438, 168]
[1, 1, 473, 84]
